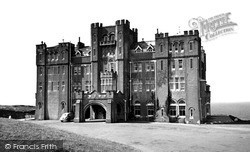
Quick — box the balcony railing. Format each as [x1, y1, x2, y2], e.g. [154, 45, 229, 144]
[99, 40, 116, 46]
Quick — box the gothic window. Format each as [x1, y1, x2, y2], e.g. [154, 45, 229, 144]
[61, 101, 66, 110]
[147, 104, 154, 116]
[169, 106, 176, 116]
[179, 106, 185, 116]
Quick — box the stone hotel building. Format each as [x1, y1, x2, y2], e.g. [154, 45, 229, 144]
[35, 20, 211, 124]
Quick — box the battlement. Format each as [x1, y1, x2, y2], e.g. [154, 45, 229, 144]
[184, 30, 199, 36]
[115, 19, 130, 27]
[132, 28, 138, 33]
[155, 32, 169, 39]
[91, 22, 103, 28]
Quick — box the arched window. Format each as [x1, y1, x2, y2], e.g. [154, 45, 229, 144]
[179, 42, 184, 52]
[189, 41, 193, 51]
[174, 42, 178, 51]
[160, 44, 163, 52]
[38, 102, 42, 109]
[93, 34, 97, 42]
[169, 43, 172, 51]
[61, 101, 66, 110]
[178, 99, 186, 116]
[146, 102, 154, 116]
[103, 35, 108, 42]
[189, 107, 195, 119]
[110, 34, 115, 42]
[119, 31, 122, 40]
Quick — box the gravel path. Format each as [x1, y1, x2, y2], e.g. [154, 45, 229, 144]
[29, 120, 250, 152]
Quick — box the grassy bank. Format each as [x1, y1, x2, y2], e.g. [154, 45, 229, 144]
[0, 118, 139, 152]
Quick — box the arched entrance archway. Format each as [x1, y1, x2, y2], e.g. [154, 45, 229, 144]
[84, 103, 107, 121]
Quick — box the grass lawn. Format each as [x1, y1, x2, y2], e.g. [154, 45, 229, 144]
[0, 118, 139, 152]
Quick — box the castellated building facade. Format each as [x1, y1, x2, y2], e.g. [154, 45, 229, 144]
[35, 20, 211, 124]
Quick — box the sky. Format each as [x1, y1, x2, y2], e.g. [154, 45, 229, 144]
[0, 0, 249, 105]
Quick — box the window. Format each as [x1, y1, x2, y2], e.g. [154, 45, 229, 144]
[175, 77, 179, 90]
[119, 47, 122, 55]
[178, 59, 183, 70]
[93, 34, 97, 42]
[161, 60, 163, 70]
[110, 34, 115, 41]
[119, 31, 122, 40]
[78, 67, 81, 75]
[39, 82, 42, 91]
[39, 67, 43, 75]
[47, 54, 51, 62]
[134, 101, 141, 116]
[61, 52, 65, 60]
[169, 43, 172, 51]
[190, 58, 193, 68]
[180, 42, 184, 53]
[103, 35, 108, 42]
[62, 81, 65, 91]
[146, 62, 150, 72]
[179, 106, 185, 116]
[62, 66, 65, 75]
[190, 108, 194, 119]
[147, 105, 154, 116]
[54, 67, 57, 74]
[93, 48, 96, 56]
[51, 81, 53, 91]
[189, 41, 193, 51]
[138, 63, 142, 72]
[180, 77, 185, 91]
[138, 80, 142, 92]
[58, 67, 60, 74]
[160, 44, 163, 52]
[169, 106, 176, 116]
[171, 60, 175, 70]
[61, 102, 66, 110]
[38, 102, 42, 109]
[151, 62, 155, 71]
[39, 53, 42, 62]
[169, 77, 174, 90]
[74, 67, 78, 75]
[133, 63, 138, 72]
[174, 42, 178, 51]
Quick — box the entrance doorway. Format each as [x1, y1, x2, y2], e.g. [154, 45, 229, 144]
[84, 104, 106, 121]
